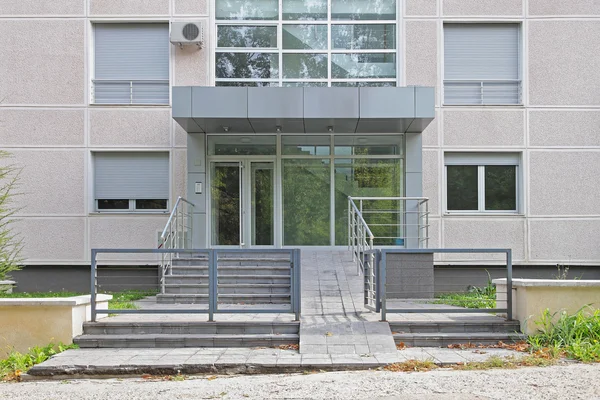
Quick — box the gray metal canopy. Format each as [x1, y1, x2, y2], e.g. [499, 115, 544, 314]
[173, 86, 434, 134]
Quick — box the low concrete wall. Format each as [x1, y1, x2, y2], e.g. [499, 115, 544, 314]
[0, 294, 111, 356]
[494, 279, 600, 335]
[386, 253, 434, 299]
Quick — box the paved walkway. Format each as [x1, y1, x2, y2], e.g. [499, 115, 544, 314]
[28, 347, 522, 377]
[299, 250, 397, 354]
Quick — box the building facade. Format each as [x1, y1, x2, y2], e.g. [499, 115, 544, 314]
[1, 0, 599, 289]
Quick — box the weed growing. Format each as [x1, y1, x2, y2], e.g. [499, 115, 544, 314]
[528, 306, 600, 362]
[0, 342, 78, 382]
[434, 272, 496, 309]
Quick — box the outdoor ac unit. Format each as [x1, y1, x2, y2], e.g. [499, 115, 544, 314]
[171, 21, 204, 49]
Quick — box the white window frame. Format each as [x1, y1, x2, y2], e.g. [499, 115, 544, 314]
[213, 0, 400, 87]
[444, 153, 521, 215]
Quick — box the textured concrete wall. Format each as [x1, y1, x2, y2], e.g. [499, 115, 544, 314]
[529, 220, 600, 263]
[528, 0, 600, 16]
[405, 21, 437, 88]
[443, 0, 523, 16]
[0, 20, 85, 105]
[89, 109, 171, 147]
[443, 110, 525, 147]
[529, 110, 600, 147]
[529, 21, 600, 106]
[405, 0, 438, 16]
[90, 0, 170, 15]
[0, 0, 84, 16]
[0, 109, 85, 146]
[174, 0, 208, 15]
[385, 253, 434, 299]
[443, 219, 526, 261]
[529, 151, 600, 216]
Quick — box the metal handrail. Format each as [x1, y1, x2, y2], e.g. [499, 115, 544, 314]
[348, 196, 430, 275]
[158, 197, 195, 294]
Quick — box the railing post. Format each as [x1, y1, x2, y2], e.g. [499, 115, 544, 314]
[208, 249, 216, 322]
[506, 249, 513, 321]
[90, 249, 97, 322]
[294, 249, 301, 321]
[380, 250, 387, 322]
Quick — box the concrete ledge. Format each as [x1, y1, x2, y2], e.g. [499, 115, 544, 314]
[0, 294, 112, 307]
[494, 278, 600, 334]
[0, 294, 112, 356]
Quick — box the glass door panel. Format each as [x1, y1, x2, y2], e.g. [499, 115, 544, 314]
[211, 162, 241, 246]
[250, 162, 275, 246]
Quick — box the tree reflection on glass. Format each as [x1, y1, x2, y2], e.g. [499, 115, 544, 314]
[216, 53, 279, 79]
[216, 0, 278, 20]
[331, 0, 396, 20]
[283, 159, 330, 245]
[283, 0, 328, 20]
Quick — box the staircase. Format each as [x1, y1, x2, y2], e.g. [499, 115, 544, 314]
[389, 320, 525, 347]
[157, 253, 293, 305]
[75, 321, 299, 348]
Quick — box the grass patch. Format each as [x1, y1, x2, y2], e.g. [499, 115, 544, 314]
[1, 343, 78, 382]
[528, 306, 600, 362]
[384, 359, 438, 373]
[106, 290, 158, 310]
[433, 273, 496, 309]
[453, 354, 556, 371]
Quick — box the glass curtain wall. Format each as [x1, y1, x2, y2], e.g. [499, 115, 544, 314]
[282, 135, 403, 246]
[215, 0, 398, 87]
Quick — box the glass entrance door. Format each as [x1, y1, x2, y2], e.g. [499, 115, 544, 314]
[211, 161, 275, 247]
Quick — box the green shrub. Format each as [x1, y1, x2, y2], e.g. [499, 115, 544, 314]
[0, 151, 23, 281]
[528, 306, 600, 362]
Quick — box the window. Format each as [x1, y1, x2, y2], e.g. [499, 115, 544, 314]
[94, 152, 169, 212]
[445, 153, 520, 213]
[93, 24, 169, 104]
[444, 23, 521, 105]
[215, 0, 398, 87]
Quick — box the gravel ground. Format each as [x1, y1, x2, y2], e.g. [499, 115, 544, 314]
[2, 364, 600, 400]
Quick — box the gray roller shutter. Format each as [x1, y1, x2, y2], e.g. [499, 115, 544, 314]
[94, 23, 170, 104]
[95, 152, 169, 200]
[444, 23, 521, 105]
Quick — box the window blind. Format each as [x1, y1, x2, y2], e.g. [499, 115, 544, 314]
[444, 23, 520, 105]
[94, 152, 169, 200]
[94, 23, 169, 104]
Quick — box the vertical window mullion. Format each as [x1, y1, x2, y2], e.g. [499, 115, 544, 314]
[327, 0, 332, 86]
[478, 165, 486, 211]
[278, 0, 283, 86]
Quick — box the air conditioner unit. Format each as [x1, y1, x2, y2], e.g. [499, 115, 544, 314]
[171, 21, 204, 49]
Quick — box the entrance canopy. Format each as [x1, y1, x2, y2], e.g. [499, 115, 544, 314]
[173, 86, 434, 135]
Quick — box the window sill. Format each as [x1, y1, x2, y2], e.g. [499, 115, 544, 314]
[90, 211, 169, 216]
[442, 103, 524, 108]
[443, 212, 524, 217]
[89, 103, 171, 107]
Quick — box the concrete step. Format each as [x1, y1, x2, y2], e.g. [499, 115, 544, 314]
[163, 284, 290, 295]
[156, 293, 291, 304]
[74, 333, 299, 348]
[156, 294, 209, 304]
[389, 321, 521, 334]
[163, 275, 291, 285]
[218, 267, 291, 276]
[82, 321, 299, 335]
[169, 266, 209, 275]
[393, 332, 527, 347]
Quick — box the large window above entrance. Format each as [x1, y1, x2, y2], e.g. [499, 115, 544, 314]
[215, 0, 398, 87]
